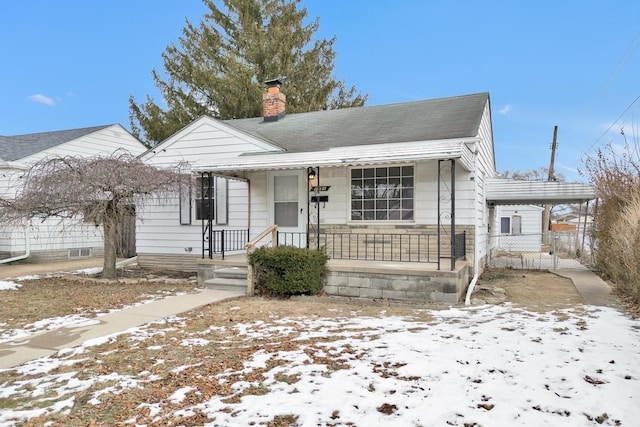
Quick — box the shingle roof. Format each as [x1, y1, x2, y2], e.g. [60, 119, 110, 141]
[223, 92, 489, 152]
[0, 125, 111, 161]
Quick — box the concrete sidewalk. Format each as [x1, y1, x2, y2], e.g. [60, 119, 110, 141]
[554, 269, 620, 308]
[0, 289, 244, 369]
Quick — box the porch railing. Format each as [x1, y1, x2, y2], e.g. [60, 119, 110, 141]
[204, 229, 250, 259]
[277, 231, 468, 270]
[454, 231, 466, 260]
[205, 229, 467, 269]
[276, 231, 309, 248]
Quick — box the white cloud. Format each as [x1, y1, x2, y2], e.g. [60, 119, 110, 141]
[27, 94, 56, 106]
[498, 104, 512, 115]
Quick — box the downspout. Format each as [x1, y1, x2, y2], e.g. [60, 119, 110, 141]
[0, 164, 31, 264]
[465, 143, 481, 305]
[0, 225, 30, 264]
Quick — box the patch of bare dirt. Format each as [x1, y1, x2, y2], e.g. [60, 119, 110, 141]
[472, 268, 585, 310]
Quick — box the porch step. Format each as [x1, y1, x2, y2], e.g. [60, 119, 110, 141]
[204, 277, 247, 292]
[214, 267, 248, 279]
[204, 266, 248, 292]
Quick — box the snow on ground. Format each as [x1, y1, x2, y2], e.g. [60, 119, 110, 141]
[0, 280, 21, 290]
[0, 304, 639, 426]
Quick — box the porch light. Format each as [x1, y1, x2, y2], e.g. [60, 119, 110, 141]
[307, 167, 317, 181]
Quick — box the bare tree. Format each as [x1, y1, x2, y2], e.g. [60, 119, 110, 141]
[0, 151, 185, 278]
[499, 167, 565, 182]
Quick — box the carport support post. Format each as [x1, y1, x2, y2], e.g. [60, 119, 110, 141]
[581, 200, 589, 256]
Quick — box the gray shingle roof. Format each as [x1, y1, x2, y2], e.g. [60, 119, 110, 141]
[0, 125, 111, 161]
[223, 92, 489, 152]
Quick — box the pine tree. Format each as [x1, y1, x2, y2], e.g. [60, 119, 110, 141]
[129, 0, 367, 146]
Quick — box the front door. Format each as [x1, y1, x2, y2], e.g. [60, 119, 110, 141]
[269, 170, 307, 247]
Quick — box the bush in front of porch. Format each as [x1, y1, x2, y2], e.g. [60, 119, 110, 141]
[248, 246, 328, 297]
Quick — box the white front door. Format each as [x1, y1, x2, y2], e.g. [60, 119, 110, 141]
[268, 170, 307, 247]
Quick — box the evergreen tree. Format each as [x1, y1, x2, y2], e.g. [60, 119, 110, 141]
[129, 0, 367, 146]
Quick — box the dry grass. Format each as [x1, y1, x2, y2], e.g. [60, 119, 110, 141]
[475, 268, 585, 311]
[1, 267, 199, 333]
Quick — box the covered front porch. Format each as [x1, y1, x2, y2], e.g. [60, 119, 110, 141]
[193, 142, 477, 304]
[198, 156, 471, 271]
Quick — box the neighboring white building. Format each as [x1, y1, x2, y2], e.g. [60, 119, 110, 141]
[491, 204, 544, 253]
[0, 125, 147, 263]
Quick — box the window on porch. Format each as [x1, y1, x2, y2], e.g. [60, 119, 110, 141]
[180, 176, 228, 225]
[350, 165, 414, 221]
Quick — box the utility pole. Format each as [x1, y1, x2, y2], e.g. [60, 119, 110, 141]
[542, 126, 558, 239]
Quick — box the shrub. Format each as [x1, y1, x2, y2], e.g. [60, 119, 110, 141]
[607, 192, 640, 304]
[248, 246, 328, 297]
[584, 139, 640, 306]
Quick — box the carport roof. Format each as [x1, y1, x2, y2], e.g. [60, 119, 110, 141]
[486, 178, 596, 205]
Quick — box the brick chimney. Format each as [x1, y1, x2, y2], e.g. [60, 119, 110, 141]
[262, 78, 286, 122]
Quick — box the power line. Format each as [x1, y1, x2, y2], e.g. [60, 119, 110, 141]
[588, 32, 640, 111]
[585, 94, 640, 154]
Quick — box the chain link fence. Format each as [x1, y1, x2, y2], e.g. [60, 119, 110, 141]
[488, 230, 592, 270]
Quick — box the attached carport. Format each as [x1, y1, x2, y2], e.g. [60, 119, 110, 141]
[486, 178, 596, 206]
[484, 178, 597, 270]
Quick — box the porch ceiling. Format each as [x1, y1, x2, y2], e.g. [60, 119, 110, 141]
[192, 138, 478, 175]
[486, 178, 596, 205]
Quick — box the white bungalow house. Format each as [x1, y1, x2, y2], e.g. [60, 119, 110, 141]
[137, 81, 596, 303]
[0, 125, 147, 263]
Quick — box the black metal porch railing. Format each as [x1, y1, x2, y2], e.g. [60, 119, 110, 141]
[204, 229, 250, 259]
[454, 231, 466, 260]
[276, 231, 308, 248]
[318, 232, 438, 263]
[276, 231, 468, 270]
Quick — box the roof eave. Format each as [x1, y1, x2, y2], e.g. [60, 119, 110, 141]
[192, 138, 479, 174]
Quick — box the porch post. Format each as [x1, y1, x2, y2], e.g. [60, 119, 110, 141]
[316, 167, 321, 250]
[306, 168, 310, 249]
[450, 159, 456, 271]
[437, 160, 441, 270]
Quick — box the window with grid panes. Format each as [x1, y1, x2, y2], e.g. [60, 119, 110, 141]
[350, 166, 414, 221]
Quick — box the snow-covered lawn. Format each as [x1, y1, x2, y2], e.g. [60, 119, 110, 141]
[0, 303, 638, 426]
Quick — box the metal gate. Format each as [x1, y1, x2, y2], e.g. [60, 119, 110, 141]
[488, 231, 591, 270]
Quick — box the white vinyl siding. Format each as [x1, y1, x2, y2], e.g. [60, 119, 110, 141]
[136, 180, 248, 256]
[141, 118, 282, 168]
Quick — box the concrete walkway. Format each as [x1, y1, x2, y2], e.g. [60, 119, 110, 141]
[554, 269, 620, 308]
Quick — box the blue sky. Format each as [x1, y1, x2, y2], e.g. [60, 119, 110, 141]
[1, 1, 638, 181]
